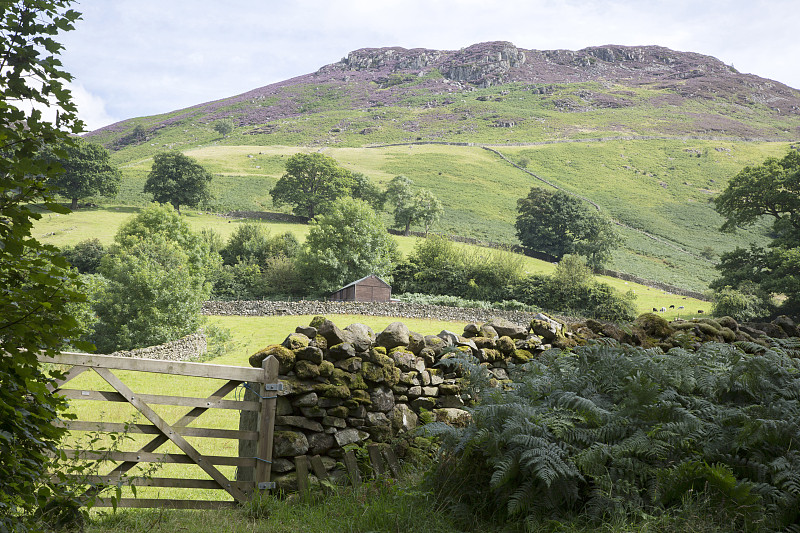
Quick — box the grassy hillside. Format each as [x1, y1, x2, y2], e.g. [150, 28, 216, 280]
[91, 139, 790, 292]
[87, 78, 800, 158]
[36, 206, 709, 318]
[77, 45, 800, 296]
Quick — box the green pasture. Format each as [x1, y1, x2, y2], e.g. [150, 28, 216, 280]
[33, 205, 708, 316]
[94, 139, 786, 291]
[58, 315, 469, 503]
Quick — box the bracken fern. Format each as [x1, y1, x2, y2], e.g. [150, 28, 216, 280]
[427, 340, 800, 531]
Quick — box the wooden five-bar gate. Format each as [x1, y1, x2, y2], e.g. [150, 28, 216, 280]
[41, 352, 279, 509]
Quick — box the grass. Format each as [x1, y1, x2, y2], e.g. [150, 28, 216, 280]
[34, 205, 708, 317]
[89, 138, 787, 292]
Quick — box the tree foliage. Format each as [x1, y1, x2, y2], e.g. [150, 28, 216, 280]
[298, 197, 398, 293]
[428, 340, 800, 530]
[712, 150, 800, 317]
[40, 137, 120, 209]
[212, 118, 233, 138]
[383, 175, 443, 235]
[60, 237, 106, 274]
[393, 237, 634, 320]
[144, 151, 213, 214]
[220, 222, 299, 266]
[210, 222, 303, 299]
[0, 2, 88, 529]
[516, 187, 619, 268]
[350, 171, 385, 211]
[270, 152, 355, 219]
[91, 238, 208, 352]
[89, 204, 214, 352]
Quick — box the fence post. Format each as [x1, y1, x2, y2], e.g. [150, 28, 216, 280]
[255, 355, 279, 491]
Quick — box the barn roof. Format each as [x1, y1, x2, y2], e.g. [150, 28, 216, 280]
[333, 274, 391, 292]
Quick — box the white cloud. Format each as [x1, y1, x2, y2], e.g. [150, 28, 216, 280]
[68, 83, 117, 132]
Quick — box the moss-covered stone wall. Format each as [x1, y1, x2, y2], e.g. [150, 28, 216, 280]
[237, 312, 799, 491]
[237, 312, 569, 490]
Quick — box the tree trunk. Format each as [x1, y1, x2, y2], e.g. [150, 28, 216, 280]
[71, 197, 78, 210]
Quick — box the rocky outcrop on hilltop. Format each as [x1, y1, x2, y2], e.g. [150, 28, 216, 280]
[89, 41, 800, 139]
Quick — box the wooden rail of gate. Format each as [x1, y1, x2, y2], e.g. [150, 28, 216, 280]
[41, 352, 279, 509]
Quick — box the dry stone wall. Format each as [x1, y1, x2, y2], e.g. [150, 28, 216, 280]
[202, 299, 553, 324]
[236, 312, 799, 491]
[108, 332, 207, 360]
[237, 313, 569, 491]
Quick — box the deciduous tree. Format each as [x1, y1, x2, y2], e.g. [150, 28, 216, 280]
[41, 137, 121, 209]
[515, 187, 619, 268]
[89, 204, 215, 352]
[383, 175, 443, 235]
[0, 2, 88, 529]
[213, 118, 233, 138]
[712, 150, 800, 317]
[144, 151, 213, 214]
[298, 197, 398, 293]
[270, 152, 354, 219]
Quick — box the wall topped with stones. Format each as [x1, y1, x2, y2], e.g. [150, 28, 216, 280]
[202, 299, 558, 325]
[237, 313, 569, 491]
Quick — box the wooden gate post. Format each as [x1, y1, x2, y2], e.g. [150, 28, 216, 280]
[255, 355, 279, 491]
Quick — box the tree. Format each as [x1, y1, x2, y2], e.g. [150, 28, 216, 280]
[350, 172, 385, 211]
[0, 2, 88, 529]
[40, 137, 121, 209]
[60, 237, 106, 274]
[270, 152, 355, 219]
[213, 118, 233, 138]
[298, 197, 398, 293]
[89, 204, 214, 352]
[220, 222, 299, 266]
[91, 238, 208, 352]
[712, 150, 800, 317]
[144, 151, 213, 214]
[411, 189, 443, 235]
[114, 202, 219, 282]
[383, 175, 442, 235]
[515, 187, 619, 268]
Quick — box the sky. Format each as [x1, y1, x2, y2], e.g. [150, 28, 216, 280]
[58, 0, 800, 132]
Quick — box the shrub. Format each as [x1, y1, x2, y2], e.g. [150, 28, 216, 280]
[91, 238, 208, 352]
[60, 238, 106, 274]
[712, 285, 772, 321]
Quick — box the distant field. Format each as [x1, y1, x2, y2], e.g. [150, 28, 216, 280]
[98, 140, 785, 292]
[35, 205, 707, 318]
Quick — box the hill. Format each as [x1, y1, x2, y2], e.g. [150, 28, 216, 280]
[80, 42, 800, 292]
[87, 41, 800, 152]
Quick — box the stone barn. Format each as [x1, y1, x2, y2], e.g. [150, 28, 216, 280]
[329, 274, 391, 302]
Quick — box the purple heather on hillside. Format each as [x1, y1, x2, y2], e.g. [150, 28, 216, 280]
[89, 41, 800, 135]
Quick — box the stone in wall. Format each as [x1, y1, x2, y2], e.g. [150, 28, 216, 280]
[109, 332, 207, 360]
